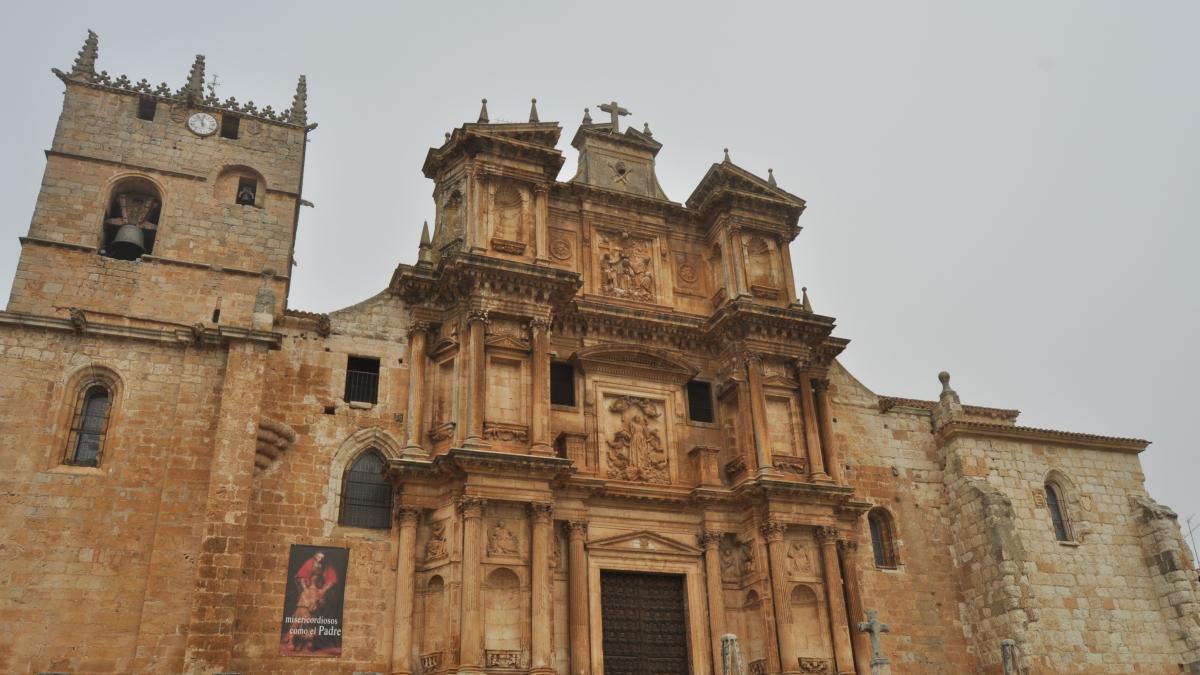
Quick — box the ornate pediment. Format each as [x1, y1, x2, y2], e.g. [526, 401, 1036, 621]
[574, 345, 697, 384]
[587, 530, 700, 556]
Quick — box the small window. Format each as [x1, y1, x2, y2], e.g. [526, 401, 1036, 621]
[137, 97, 156, 121]
[868, 508, 899, 569]
[220, 114, 240, 139]
[550, 361, 576, 407]
[236, 177, 258, 206]
[1045, 483, 1072, 542]
[66, 384, 112, 467]
[345, 356, 380, 405]
[339, 450, 392, 529]
[686, 380, 715, 423]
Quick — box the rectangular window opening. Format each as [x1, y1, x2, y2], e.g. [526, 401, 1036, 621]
[345, 356, 380, 405]
[686, 380, 715, 423]
[550, 361, 576, 407]
[220, 114, 240, 139]
[236, 177, 258, 206]
[137, 97, 157, 121]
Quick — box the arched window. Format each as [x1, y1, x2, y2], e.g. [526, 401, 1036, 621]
[868, 508, 899, 569]
[65, 384, 112, 466]
[1045, 482, 1072, 542]
[338, 450, 392, 529]
[102, 177, 162, 260]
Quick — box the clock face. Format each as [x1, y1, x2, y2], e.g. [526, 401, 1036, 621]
[187, 112, 218, 136]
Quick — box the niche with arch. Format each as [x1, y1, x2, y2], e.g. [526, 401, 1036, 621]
[421, 575, 447, 659]
[215, 165, 267, 208]
[490, 182, 528, 255]
[743, 590, 768, 664]
[483, 566, 526, 666]
[101, 176, 162, 260]
[790, 584, 828, 657]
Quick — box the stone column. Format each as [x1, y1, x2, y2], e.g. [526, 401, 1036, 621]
[818, 527, 855, 675]
[565, 521, 591, 675]
[534, 185, 550, 263]
[529, 318, 552, 455]
[458, 497, 486, 673]
[403, 322, 431, 457]
[530, 504, 554, 674]
[797, 372, 830, 482]
[700, 531, 727, 672]
[813, 378, 844, 484]
[183, 341, 268, 673]
[763, 522, 799, 675]
[745, 355, 776, 476]
[464, 310, 488, 448]
[392, 506, 422, 675]
[837, 540, 871, 675]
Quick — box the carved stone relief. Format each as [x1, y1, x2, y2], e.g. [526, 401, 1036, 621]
[721, 536, 757, 581]
[604, 395, 669, 484]
[598, 231, 655, 302]
[425, 520, 449, 561]
[674, 251, 704, 297]
[787, 541, 814, 576]
[487, 520, 520, 556]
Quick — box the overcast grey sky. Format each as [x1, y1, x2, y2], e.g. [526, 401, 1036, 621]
[1, 2, 1196, 535]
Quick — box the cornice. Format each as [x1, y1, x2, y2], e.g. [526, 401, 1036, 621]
[43, 150, 302, 197]
[936, 420, 1149, 454]
[0, 310, 281, 349]
[878, 395, 1020, 422]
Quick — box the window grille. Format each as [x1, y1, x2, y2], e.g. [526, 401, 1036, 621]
[686, 380, 715, 423]
[66, 384, 111, 467]
[344, 356, 380, 405]
[868, 508, 898, 568]
[1046, 483, 1071, 541]
[339, 451, 392, 529]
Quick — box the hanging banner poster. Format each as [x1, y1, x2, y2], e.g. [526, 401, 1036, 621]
[279, 544, 349, 657]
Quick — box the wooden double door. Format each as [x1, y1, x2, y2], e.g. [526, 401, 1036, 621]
[600, 571, 690, 675]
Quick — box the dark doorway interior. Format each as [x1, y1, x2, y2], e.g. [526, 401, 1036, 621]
[600, 570, 690, 675]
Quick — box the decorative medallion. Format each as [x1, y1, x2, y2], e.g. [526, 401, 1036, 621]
[678, 262, 699, 284]
[550, 238, 572, 261]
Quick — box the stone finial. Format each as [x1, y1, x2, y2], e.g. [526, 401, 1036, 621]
[932, 370, 963, 431]
[289, 75, 308, 125]
[529, 98, 539, 123]
[801, 286, 813, 312]
[444, 132, 451, 143]
[181, 54, 206, 104]
[69, 30, 99, 80]
[478, 98, 489, 124]
[768, 168, 777, 187]
[723, 148, 731, 163]
[643, 122, 653, 137]
[418, 220, 433, 265]
[582, 107, 593, 124]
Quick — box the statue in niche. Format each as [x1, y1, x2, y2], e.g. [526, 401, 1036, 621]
[787, 541, 813, 574]
[488, 520, 519, 556]
[425, 521, 448, 561]
[605, 396, 669, 484]
[721, 542, 739, 581]
[746, 236, 776, 287]
[741, 541, 757, 574]
[599, 233, 654, 302]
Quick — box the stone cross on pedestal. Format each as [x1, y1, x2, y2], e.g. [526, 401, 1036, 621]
[857, 609, 891, 674]
[720, 633, 745, 675]
[598, 101, 630, 131]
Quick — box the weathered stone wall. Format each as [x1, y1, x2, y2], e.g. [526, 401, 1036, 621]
[0, 327, 224, 674]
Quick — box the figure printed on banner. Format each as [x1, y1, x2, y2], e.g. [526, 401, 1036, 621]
[279, 544, 350, 657]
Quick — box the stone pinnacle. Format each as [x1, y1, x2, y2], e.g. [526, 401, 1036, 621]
[182, 54, 206, 104]
[768, 168, 777, 187]
[70, 29, 99, 79]
[529, 98, 539, 123]
[289, 75, 308, 125]
[478, 98, 489, 124]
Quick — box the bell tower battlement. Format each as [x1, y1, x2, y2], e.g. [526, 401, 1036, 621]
[9, 30, 312, 331]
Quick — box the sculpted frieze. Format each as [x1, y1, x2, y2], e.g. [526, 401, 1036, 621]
[605, 395, 669, 484]
[487, 519, 519, 557]
[598, 231, 656, 302]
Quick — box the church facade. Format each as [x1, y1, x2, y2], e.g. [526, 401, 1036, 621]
[2, 34, 1198, 675]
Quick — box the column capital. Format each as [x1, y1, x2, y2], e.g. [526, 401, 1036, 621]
[466, 308, 490, 325]
[528, 502, 554, 522]
[409, 320, 434, 336]
[816, 525, 841, 544]
[395, 505, 423, 525]
[456, 495, 486, 517]
[532, 183, 550, 196]
[812, 377, 831, 393]
[563, 520, 588, 540]
[837, 538, 859, 554]
[528, 316, 551, 333]
[759, 521, 788, 541]
[698, 530, 723, 549]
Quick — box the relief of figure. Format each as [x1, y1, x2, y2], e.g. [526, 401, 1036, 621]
[741, 541, 757, 574]
[721, 542, 739, 581]
[425, 521, 448, 561]
[606, 396, 669, 484]
[488, 520, 519, 556]
[599, 236, 655, 301]
[787, 541, 813, 575]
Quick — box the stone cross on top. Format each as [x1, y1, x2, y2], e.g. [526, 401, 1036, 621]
[857, 609, 891, 667]
[598, 100, 630, 131]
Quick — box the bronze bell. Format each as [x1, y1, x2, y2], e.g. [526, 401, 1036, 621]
[107, 223, 146, 260]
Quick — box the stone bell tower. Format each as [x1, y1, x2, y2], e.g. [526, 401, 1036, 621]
[9, 30, 311, 331]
